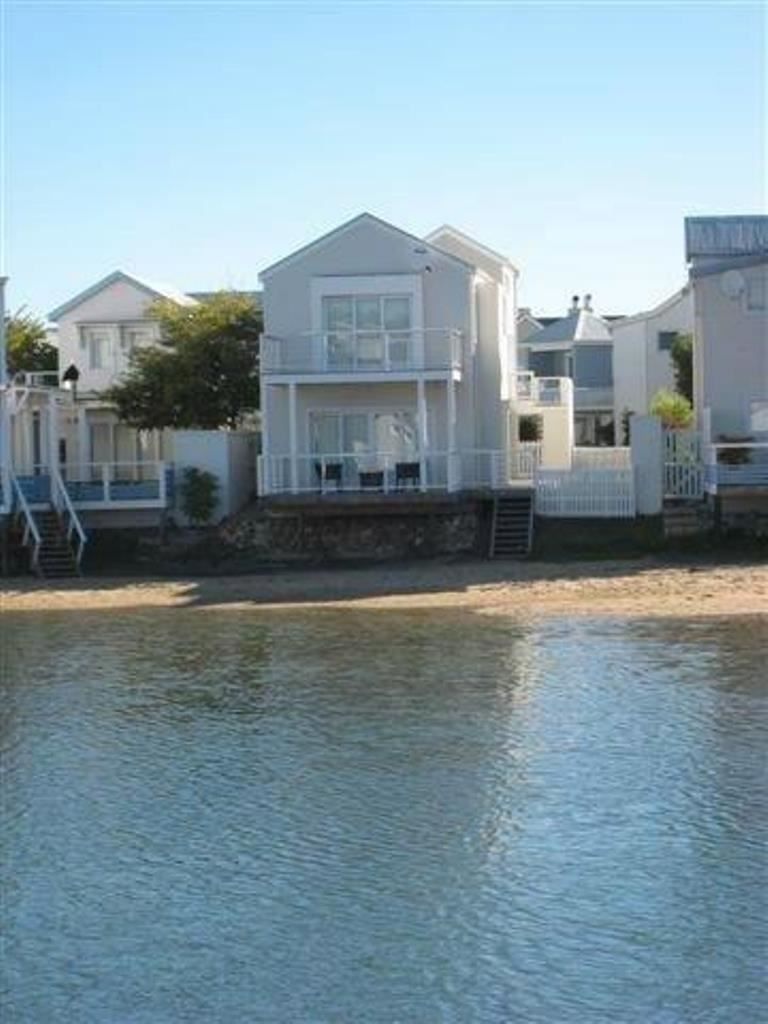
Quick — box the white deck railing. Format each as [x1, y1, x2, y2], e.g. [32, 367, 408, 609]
[509, 442, 542, 480]
[60, 461, 169, 507]
[572, 446, 631, 469]
[51, 467, 88, 570]
[664, 429, 704, 499]
[10, 472, 42, 574]
[261, 329, 463, 375]
[514, 372, 573, 407]
[258, 449, 513, 495]
[705, 442, 768, 490]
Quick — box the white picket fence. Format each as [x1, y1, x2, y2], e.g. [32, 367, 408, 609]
[664, 430, 704, 499]
[535, 467, 636, 518]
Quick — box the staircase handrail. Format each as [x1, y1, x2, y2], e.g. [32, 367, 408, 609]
[10, 472, 42, 575]
[51, 466, 88, 570]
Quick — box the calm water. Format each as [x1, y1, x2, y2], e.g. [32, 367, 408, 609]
[1, 608, 766, 1023]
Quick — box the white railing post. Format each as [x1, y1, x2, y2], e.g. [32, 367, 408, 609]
[102, 463, 110, 503]
[158, 460, 167, 506]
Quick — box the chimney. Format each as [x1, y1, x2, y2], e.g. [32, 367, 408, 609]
[569, 295, 580, 314]
[583, 294, 593, 312]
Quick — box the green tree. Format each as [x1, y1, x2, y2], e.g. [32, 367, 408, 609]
[650, 388, 694, 429]
[670, 333, 693, 403]
[107, 292, 261, 430]
[5, 308, 58, 376]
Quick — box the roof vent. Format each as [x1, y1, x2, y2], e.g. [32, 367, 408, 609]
[569, 295, 580, 314]
[583, 293, 593, 312]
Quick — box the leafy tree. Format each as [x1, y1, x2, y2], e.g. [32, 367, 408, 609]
[5, 308, 57, 376]
[670, 333, 693, 403]
[650, 388, 694, 429]
[107, 292, 261, 430]
[180, 467, 219, 526]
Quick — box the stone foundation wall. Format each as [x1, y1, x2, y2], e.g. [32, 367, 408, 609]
[219, 503, 488, 563]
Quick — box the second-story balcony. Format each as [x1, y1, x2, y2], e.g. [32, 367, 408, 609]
[261, 329, 463, 378]
[514, 371, 573, 408]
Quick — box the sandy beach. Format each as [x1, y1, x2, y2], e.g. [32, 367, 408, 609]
[2, 558, 767, 619]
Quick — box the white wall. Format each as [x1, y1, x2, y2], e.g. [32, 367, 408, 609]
[693, 263, 768, 437]
[612, 288, 693, 424]
[54, 278, 162, 394]
[172, 430, 256, 523]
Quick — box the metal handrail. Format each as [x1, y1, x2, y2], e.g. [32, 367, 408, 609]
[51, 467, 88, 570]
[10, 472, 42, 576]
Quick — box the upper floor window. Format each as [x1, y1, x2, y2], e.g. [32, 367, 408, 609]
[322, 295, 412, 369]
[120, 326, 153, 362]
[80, 326, 111, 371]
[658, 331, 678, 352]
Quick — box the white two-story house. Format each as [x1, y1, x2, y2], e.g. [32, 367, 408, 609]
[611, 285, 693, 432]
[258, 213, 572, 496]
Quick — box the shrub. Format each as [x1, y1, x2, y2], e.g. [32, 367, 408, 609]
[650, 389, 693, 429]
[180, 468, 219, 526]
[519, 415, 543, 442]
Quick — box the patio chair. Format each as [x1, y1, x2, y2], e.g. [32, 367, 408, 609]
[314, 461, 343, 492]
[395, 461, 421, 490]
[359, 469, 384, 491]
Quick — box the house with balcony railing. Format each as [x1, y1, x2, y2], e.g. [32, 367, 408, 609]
[1, 272, 258, 577]
[257, 213, 573, 500]
[686, 216, 768, 500]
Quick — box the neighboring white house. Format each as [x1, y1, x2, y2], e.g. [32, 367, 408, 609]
[686, 216, 768, 440]
[519, 295, 615, 446]
[611, 285, 693, 433]
[257, 212, 573, 495]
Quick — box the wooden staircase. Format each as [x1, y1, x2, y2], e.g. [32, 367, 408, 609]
[33, 508, 81, 579]
[490, 491, 534, 557]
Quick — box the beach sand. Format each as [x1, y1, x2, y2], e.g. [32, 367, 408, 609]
[2, 558, 767, 619]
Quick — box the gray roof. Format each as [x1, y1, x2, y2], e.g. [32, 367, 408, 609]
[685, 216, 768, 260]
[522, 308, 613, 346]
[187, 290, 262, 304]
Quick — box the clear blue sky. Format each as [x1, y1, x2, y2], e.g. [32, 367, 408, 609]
[3, 1, 765, 320]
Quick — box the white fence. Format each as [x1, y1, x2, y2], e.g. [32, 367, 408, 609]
[572, 446, 631, 470]
[509, 442, 542, 480]
[535, 467, 636, 518]
[664, 430, 704, 499]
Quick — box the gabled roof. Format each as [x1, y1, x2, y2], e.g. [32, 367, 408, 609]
[258, 212, 474, 281]
[523, 308, 613, 346]
[610, 286, 690, 327]
[48, 270, 198, 321]
[425, 224, 517, 273]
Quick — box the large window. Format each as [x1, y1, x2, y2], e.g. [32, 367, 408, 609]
[81, 326, 111, 371]
[321, 295, 412, 369]
[310, 410, 419, 456]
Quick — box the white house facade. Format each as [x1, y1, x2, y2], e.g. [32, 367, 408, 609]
[258, 213, 573, 496]
[611, 285, 693, 430]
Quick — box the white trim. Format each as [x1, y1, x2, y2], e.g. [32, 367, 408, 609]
[258, 212, 474, 282]
[610, 285, 690, 327]
[425, 224, 517, 273]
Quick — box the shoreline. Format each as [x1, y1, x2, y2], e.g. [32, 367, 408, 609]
[2, 557, 767, 619]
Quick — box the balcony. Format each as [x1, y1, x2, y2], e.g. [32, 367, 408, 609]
[514, 372, 573, 408]
[261, 329, 463, 378]
[704, 443, 768, 491]
[12, 462, 174, 509]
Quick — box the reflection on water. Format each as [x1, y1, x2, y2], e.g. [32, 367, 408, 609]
[1, 610, 766, 1023]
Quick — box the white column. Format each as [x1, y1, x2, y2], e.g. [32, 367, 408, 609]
[417, 378, 428, 492]
[77, 408, 89, 474]
[446, 376, 458, 492]
[261, 381, 271, 495]
[46, 394, 58, 477]
[288, 382, 298, 493]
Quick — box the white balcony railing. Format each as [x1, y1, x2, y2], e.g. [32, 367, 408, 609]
[59, 461, 171, 507]
[704, 443, 768, 490]
[257, 449, 510, 496]
[514, 372, 573, 407]
[261, 329, 463, 376]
